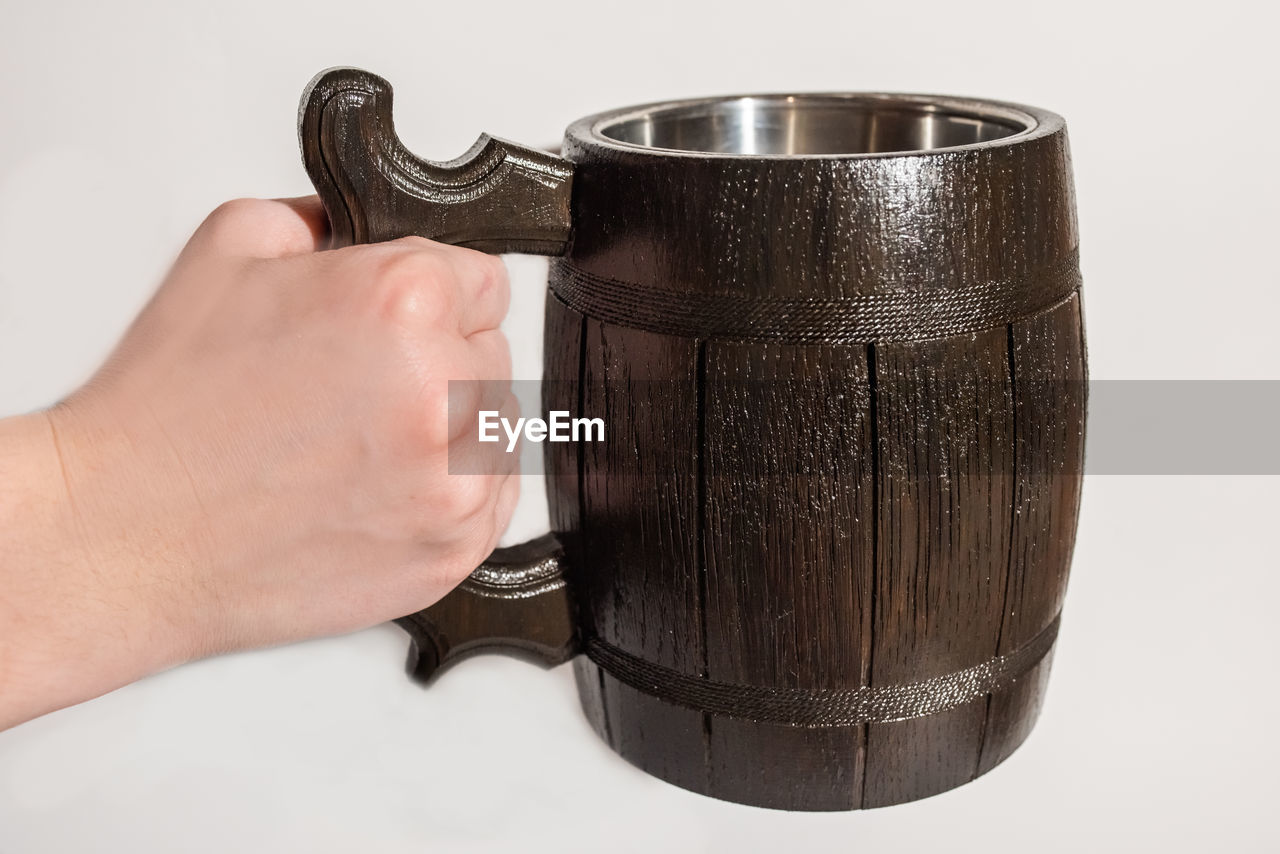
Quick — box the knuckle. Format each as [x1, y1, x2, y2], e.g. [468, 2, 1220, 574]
[468, 330, 512, 382]
[478, 253, 509, 296]
[387, 234, 437, 252]
[199, 198, 277, 248]
[437, 533, 494, 587]
[493, 334, 513, 379]
[434, 559, 475, 591]
[411, 364, 479, 454]
[440, 475, 493, 523]
[207, 197, 271, 225]
[370, 251, 453, 328]
[445, 374, 485, 443]
[493, 475, 520, 529]
[460, 535, 499, 576]
[500, 390, 521, 423]
[415, 379, 457, 452]
[468, 254, 510, 324]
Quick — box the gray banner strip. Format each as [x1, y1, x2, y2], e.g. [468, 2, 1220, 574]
[452, 380, 1280, 476]
[1085, 380, 1280, 475]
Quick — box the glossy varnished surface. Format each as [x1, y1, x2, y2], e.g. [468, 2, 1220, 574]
[555, 92, 1083, 808]
[299, 68, 573, 253]
[299, 69, 1086, 810]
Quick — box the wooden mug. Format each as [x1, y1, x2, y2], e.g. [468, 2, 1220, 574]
[299, 68, 1086, 811]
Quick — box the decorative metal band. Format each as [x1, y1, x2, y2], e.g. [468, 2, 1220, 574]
[584, 615, 1059, 728]
[459, 556, 566, 600]
[550, 252, 1081, 343]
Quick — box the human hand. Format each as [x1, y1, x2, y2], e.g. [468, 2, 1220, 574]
[0, 197, 518, 728]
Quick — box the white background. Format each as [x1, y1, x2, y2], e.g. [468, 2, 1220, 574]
[1, 1, 1277, 850]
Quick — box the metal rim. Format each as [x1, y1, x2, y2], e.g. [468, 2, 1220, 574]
[569, 92, 1058, 160]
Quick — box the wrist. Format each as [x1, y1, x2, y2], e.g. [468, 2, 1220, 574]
[0, 405, 192, 729]
[0, 411, 88, 727]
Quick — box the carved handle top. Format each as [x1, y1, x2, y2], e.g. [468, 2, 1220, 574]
[299, 67, 574, 253]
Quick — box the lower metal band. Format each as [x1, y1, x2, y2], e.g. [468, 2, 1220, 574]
[585, 615, 1060, 728]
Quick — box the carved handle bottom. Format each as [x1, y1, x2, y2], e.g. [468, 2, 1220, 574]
[393, 534, 578, 684]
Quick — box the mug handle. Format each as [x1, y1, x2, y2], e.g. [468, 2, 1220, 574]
[298, 67, 578, 683]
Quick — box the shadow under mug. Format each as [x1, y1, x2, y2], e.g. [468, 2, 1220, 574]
[299, 68, 1086, 811]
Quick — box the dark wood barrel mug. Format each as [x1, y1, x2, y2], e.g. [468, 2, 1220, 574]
[299, 68, 1086, 811]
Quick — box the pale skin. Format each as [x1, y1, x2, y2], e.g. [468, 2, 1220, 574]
[0, 197, 519, 731]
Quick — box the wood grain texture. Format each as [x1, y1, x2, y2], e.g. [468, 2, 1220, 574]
[541, 293, 585, 551]
[577, 320, 708, 794]
[702, 342, 874, 809]
[863, 329, 1015, 807]
[541, 294, 608, 740]
[560, 109, 1075, 303]
[979, 294, 1086, 773]
[979, 650, 1056, 775]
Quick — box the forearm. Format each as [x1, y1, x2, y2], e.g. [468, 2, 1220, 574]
[0, 410, 176, 729]
[0, 412, 85, 727]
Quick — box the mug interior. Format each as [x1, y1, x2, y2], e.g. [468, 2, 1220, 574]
[596, 95, 1034, 156]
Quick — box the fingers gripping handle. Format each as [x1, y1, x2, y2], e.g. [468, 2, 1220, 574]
[298, 66, 574, 251]
[298, 68, 579, 683]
